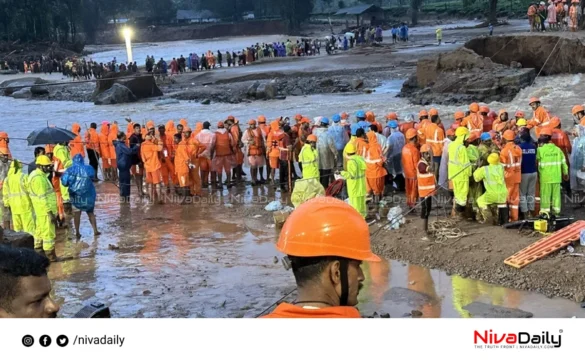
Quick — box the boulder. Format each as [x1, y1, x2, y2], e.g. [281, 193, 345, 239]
[11, 87, 32, 99]
[246, 81, 260, 97]
[1, 227, 34, 249]
[92, 73, 162, 103]
[1, 77, 47, 96]
[30, 85, 49, 95]
[94, 84, 137, 105]
[290, 88, 303, 96]
[463, 302, 533, 318]
[255, 82, 276, 99]
[351, 79, 364, 89]
[201, 99, 211, 105]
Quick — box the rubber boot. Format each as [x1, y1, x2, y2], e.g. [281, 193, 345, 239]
[423, 218, 430, 235]
[498, 206, 509, 226]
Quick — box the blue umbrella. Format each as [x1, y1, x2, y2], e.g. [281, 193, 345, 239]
[27, 126, 76, 146]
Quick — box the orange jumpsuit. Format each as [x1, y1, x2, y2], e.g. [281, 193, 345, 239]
[261, 303, 361, 318]
[529, 106, 551, 137]
[551, 128, 572, 165]
[402, 143, 421, 207]
[399, 121, 415, 135]
[187, 138, 205, 196]
[230, 125, 244, 166]
[160, 132, 177, 187]
[365, 132, 387, 196]
[107, 123, 118, 169]
[500, 143, 522, 221]
[99, 124, 111, 171]
[174, 139, 191, 187]
[461, 112, 484, 132]
[423, 123, 445, 158]
[69, 124, 85, 158]
[140, 139, 163, 184]
[0, 132, 11, 158]
[416, 119, 431, 145]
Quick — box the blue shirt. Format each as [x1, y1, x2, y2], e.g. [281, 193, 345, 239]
[520, 141, 537, 174]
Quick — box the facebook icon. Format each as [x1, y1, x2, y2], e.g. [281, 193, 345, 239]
[39, 335, 52, 347]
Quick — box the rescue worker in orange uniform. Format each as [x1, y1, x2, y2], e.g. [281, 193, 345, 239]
[365, 131, 387, 204]
[515, 110, 525, 124]
[461, 103, 484, 132]
[140, 127, 164, 203]
[0, 132, 10, 158]
[417, 144, 436, 234]
[550, 116, 572, 196]
[528, 97, 551, 137]
[452, 111, 465, 130]
[492, 109, 512, 133]
[424, 109, 445, 180]
[85, 122, 100, 178]
[227, 118, 245, 182]
[572, 105, 585, 132]
[399, 114, 416, 134]
[173, 132, 192, 203]
[479, 106, 491, 132]
[258, 115, 270, 181]
[500, 130, 523, 221]
[158, 125, 176, 193]
[107, 122, 119, 182]
[262, 197, 380, 318]
[99, 121, 112, 180]
[416, 109, 430, 145]
[242, 120, 266, 186]
[70, 123, 85, 159]
[183, 127, 205, 197]
[212, 121, 236, 188]
[366, 111, 383, 135]
[195, 121, 217, 188]
[402, 129, 421, 208]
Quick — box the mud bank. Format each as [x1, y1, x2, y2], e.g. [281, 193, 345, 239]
[371, 216, 585, 303]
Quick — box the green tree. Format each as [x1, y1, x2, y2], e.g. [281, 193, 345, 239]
[488, 0, 498, 24]
[410, 0, 423, 25]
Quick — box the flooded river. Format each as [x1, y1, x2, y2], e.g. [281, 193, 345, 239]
[2, 35, 585, 317]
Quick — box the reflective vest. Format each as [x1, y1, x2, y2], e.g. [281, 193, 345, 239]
[501, 144, 522, 184]
[417, 159, 436, 198]
[3, 168, 32, 214]
[215, 131, 233, 157]
[423, 123, 445, 157]
[463, 113, 483, 132]
[298, 144, 319, 179]
[448, 138, 472, 181]
[246, 129, 263, 156]
[28, 169, 58, 216]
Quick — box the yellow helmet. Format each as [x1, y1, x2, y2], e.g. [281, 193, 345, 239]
[487, 153, 500, 165]
[345, 142, 357, 154]
[36, 155, 52, 166]
[455, 127, 469, 137]
[516, 118, 527, 127]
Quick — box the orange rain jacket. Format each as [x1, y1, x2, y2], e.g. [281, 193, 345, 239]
[261, 303, 362, 318]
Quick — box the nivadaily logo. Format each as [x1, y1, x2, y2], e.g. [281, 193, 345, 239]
[474, 329, 562, 349]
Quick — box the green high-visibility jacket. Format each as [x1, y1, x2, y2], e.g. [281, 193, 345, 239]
[341, 155, 367, 198]
[448, 136, 472, 181]
[537, 143, 568, 184]
[298, 144, 319, 180]
[27, 168, 57, 216]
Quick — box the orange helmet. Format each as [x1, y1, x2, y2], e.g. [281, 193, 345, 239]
[540, 127, 553, 136]
[295, 114, 302, 121]
[429, 108, 439, 117]
[341, 112, 349, 120]
[307, 134, 318, 142]
[469, 103, 480, 113]
[248, 119, 256, 125]
[405, 129, 418, 140]
[503, 130, 516, 141]
[572, 105, 584, 115]
[258, 115, 267, 123]
[467, 131, 481, 143]
[420, 144, 431, 153]
[549, 116, 561, 129]
[386, 112, 398, 120]
[183, 126, 192, 132]
[227, 115, 235, 121]
[419, 110, 428, 118]
[146, 120, 155, 129]
[479, 105, 490, 114]
[301, 117, 310, 124]
[515, 110, 525, 118]
[217, 121, 225, 128]
[366, 111, 375, 122]
[454, 111, 465, 120]
[529, 97, 540, 105]
[276, 197, 380, 262]
[446, 129, 455, 137]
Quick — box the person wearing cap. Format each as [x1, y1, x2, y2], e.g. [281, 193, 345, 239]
[478, 132, 495, 166]
[241, 120, 265, 186]
[99, 121, 112, 181]
[572, 105, 585, 128]
[528, 97, 551, 137]
[3, 158, 35, 236]
[478, 106, 491, 132]
[52, 140, 73, 225]
[195, 121, 217, 188]
[519, 130, 538, 218]
[417, 144, 436, 233]
[423, 108, 445, 180]
[0, 132, 10, 158]
[84, 123, 100, 177]
[355, 110, 366, 123]
[462, 103, 484, 133]
[183, 126, 205, 197]
[140, 127, 164, 203]
[514, 111, 526, 124]
[383, 113, 398, 137]
[328, 114, 349, 168]
[298, 134, 319, 181]
[173, 132, 192, 203]
[416, 109, 430, 145]
[474, 153, 509, 224]
[547, 0, 558, 30]
[225, 118, 245, 183]
[343, 124, 360, 171]
[212, 121, 236, 188]
[570, 124, 585, 209]
[492, 109, 511, 133]
[157, 125, 175, 193]
[386, 120, 405, 192]
[28, 155, 59, 261]
[114, 131, 139, 202]
[570, 0, 579, 31]
[500, 130, 523, 221]
[399, 113, 416, 134]
[70, 123, 85, 159]
[550, 117, 572, 197]
[452, 111, 465, 130]
[312, 118, 337, 189]
[528, 2, 537, 31]
[0, 148, 12, 229]
[402, 129, 420, 208]
[107, 122, 119, 183]
[338, 143, 367, 218]
[262, 197, 380, 318]
[449, 127, 472, 219]
[537, 127, 568, 215]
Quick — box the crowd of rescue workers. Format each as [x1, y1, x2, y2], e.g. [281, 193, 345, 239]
[0, 96, 584, 264]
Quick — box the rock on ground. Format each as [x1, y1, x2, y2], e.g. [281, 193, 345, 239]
[385, 287, 435, 307]
[94, 83, 137, 105]
[30, 85, 49, 95]
[463, 302, 533, 318]
[1, 227, 34, 249]
[11, 87, 32, 99]
[92, 72, 162, 103]
[1, 77, 47, 96]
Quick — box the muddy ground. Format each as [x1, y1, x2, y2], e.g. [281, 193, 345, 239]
[371, 202, 585, 303]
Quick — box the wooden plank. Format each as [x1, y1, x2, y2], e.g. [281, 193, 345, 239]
[504, 220, 585, 269]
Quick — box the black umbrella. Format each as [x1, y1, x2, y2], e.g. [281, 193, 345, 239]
[27, 126, 76, 146]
